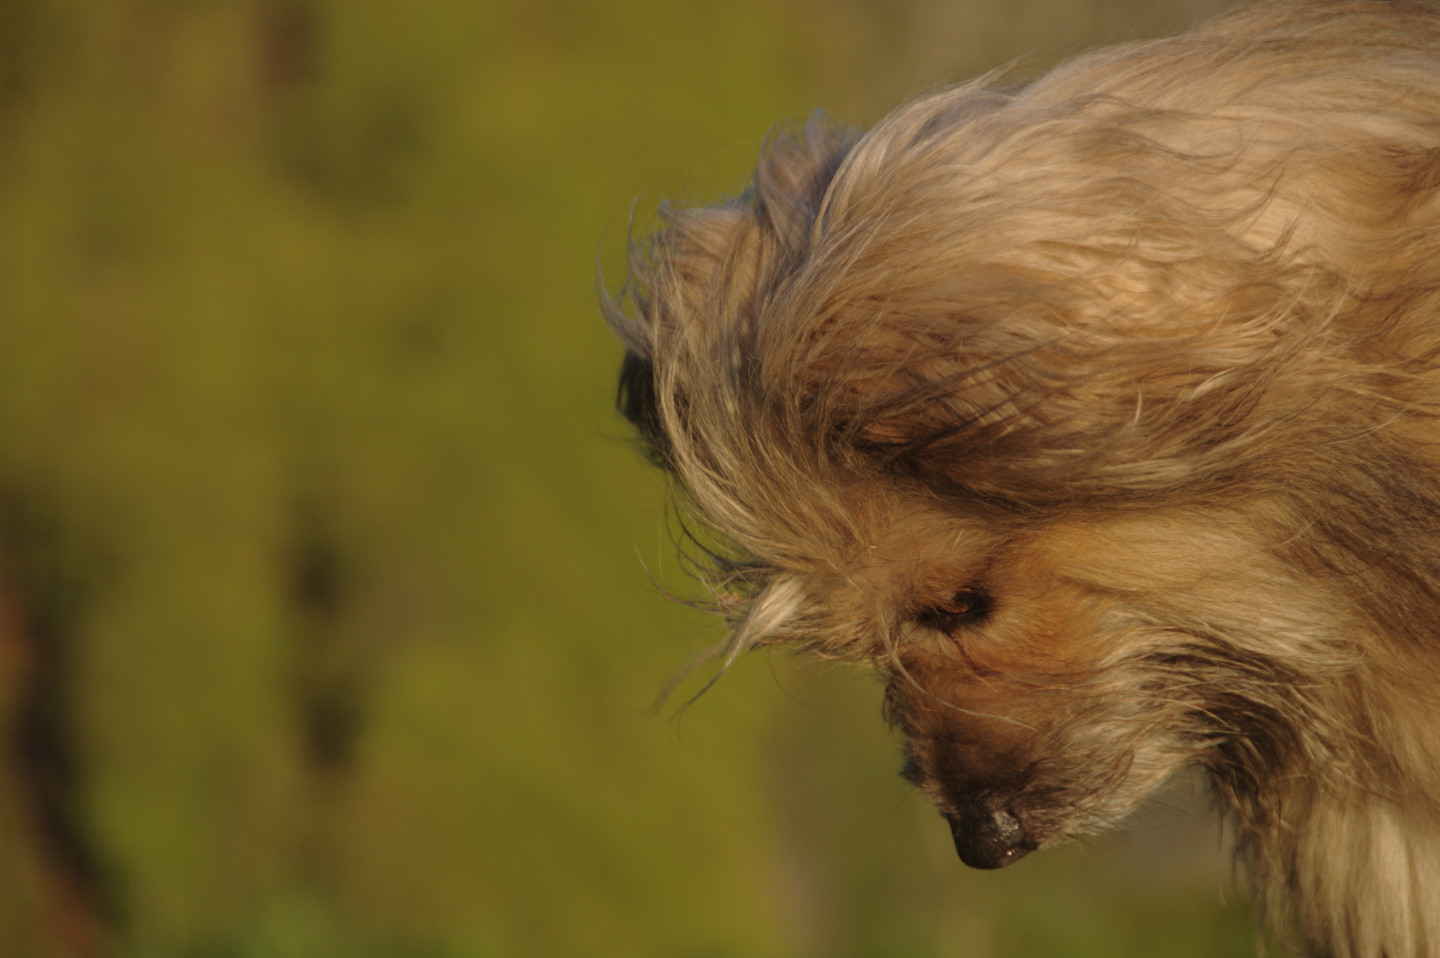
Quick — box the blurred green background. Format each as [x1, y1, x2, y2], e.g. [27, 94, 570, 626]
[0, 0, 1271, 955]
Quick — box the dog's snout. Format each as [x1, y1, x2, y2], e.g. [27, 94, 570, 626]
[946, 806, 1035, 869]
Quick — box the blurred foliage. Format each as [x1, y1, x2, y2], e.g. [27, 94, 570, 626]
[0, 0, 1265, 955]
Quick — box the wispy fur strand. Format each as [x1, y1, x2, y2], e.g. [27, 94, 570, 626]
[605, 2, 1440, 955]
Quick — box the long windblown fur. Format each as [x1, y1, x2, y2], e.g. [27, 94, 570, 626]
[604, 2, 1440, 954]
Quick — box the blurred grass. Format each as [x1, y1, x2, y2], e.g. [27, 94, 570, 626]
[0, 0, 1261, 955]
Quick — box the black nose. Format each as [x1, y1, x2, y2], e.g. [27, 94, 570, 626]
[946, 806, 1035, 869]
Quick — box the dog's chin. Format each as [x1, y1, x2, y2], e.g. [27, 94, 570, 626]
[925, 746, 1191, 870]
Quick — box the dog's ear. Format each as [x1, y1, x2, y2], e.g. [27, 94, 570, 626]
[605, 115, 861, 474]
[616, 348, 670, 470]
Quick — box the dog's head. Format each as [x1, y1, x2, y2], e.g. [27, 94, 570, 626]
[606, 1, 1440, 868]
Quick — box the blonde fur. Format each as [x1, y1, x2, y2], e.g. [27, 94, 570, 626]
[605, 2, 1440, 954]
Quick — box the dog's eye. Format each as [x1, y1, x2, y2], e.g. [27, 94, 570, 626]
[916, 589, 992, 635]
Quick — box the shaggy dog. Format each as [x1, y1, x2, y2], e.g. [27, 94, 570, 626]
[604, 1, 1440, 954]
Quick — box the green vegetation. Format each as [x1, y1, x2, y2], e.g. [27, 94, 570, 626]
[0, 0, 1258, 955]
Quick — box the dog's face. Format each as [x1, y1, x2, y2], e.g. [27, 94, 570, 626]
[867, 509, 1164, 870]
[758, 493, 1331, 868]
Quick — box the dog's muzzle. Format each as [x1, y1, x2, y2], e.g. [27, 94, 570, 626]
[946, 806, 1036, 869]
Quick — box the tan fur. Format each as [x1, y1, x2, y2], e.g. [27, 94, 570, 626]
[605, 2, 1440, 954]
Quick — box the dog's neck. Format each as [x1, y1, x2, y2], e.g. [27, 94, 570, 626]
[1222, 665, 1440, 956]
